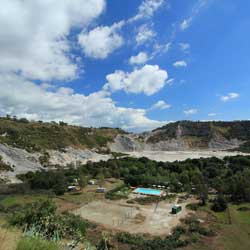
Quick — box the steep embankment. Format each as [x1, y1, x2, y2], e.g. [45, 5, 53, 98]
[0, 117, 124, 183]
[110, 121, 250, 152]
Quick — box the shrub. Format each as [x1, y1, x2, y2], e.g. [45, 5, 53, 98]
[186, 203, 199, 211]
[105, 185, 130, 200]
[9, 200, 87, 241]
[211, 194, 228, 212]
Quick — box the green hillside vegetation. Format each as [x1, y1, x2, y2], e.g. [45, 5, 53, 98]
[0, 116, 125, 152]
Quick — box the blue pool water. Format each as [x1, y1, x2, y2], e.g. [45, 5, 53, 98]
[133, 188, 162, 196]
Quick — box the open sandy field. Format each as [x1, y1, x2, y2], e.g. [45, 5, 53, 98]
[74, 198, 192, 236]
[125, 150, 250, 162]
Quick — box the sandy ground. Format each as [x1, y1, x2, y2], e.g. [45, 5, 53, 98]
[0, 226, 21, 250]
[124, 150, 250, 162]
[74, 198, 192, 236]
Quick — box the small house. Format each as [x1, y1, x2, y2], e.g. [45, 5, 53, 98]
[88, 180, 95, 185]
[68, 185, 77, 192]
[172, 205, 182, 214]
[96, 187, 106, 193]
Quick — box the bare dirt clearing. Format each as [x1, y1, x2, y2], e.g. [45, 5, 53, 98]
[75, 198, 193, 236]
[125, 150, 249, 162]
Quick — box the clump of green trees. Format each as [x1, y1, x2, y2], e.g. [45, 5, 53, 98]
[19, 155, 250, 204]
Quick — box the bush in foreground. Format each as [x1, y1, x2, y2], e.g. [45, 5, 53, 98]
[9, 200, 87, 241]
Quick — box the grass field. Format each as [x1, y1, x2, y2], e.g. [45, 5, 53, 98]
[192, 202, 250, 250]
[216, 204, 250, 250]
[0, 194, 49, 209]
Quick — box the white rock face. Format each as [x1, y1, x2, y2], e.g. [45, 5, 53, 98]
[0, 143, 43, 183]
[109, 133, 243, 152]
[48, 147, 111, 166]
[0, 144, 111, 183]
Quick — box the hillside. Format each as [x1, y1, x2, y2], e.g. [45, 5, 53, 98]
[111, 121, 250, 152]
[147, 121, 250, 151]
[0, 116, 125, 152]
[1, 118, 250, 184]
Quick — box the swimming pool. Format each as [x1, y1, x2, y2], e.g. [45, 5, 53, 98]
[133, 187, 163, 196]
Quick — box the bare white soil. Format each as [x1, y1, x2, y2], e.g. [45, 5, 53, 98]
[125, 150, 249, 162]
[75, 198, 192, 236]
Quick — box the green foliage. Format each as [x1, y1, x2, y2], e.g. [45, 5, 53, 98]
[78, 174, 88, 188]
[116, 227, 188, 250]
[0, 116, 124, 152]
[184, 217, 215, 237]
[19, 155, 250, 204]
[236, 141, 250, 153]
[16, 237, 59, 250]
[19, 170, 67, 195]
[212, 194, 228, 212]
[9, 200, 87, 241]
[133, 194, 175, 205]
[105, 185, 130, 200]
[186, 203, 199, 211]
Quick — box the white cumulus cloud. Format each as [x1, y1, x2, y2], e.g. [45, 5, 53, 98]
[129, 52, 149, 65]
[150, 100, 171, 110]
[136, 24, 156, 45]
[78, 21, 124, 59]
[180, 0, 208, 31]
[0, 0, 106, 81]
[184, 109, 198, 115]
[104, 65, 168, 96]
[180, 18, 192, 31]
[0, 75, 167, 132]
[173, 60, 187, 68]
[208, 113, 217, 117]
[129, 0, 165, 22]
[179, 43, 190, 52]
[221, 93, 240, 102]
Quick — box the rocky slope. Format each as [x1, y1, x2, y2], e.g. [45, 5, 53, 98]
[110, 121, 250, 152]
[0, 144, 111, 183]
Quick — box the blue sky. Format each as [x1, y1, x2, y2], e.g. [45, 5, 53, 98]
[0, 0, 249, 131]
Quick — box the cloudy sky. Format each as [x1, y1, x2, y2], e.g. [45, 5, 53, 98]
[0, 0, 249, 132]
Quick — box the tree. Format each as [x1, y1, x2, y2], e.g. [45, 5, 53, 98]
[198, 184, 208, 206]
[79, 174, 88, 188]
[212, 194, 228, 212]
[97, 173, 105, 187]
[191, 171, 208, 205]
